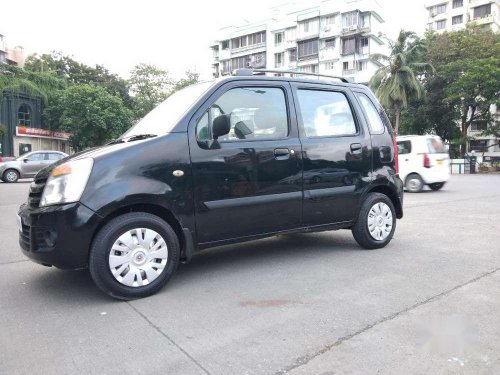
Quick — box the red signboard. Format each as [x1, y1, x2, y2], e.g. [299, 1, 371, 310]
[16, 126, 72, 140]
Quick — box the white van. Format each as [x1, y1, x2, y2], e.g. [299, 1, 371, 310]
[397, 135, 450, 192]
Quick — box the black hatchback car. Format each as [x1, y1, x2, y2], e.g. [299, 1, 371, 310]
[18, 70, 403, 299]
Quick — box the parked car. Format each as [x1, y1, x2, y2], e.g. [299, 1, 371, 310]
[397, 135, 450, 192]
[0, 151, 68, 183]
[18, 70, 403, 299]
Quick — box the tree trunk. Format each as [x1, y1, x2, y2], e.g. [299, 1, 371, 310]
[394, 108, 400, 135]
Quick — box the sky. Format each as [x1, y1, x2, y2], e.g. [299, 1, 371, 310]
[0, 0, 427, 80]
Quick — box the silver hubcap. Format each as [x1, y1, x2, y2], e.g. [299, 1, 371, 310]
[108, 228, 168, 287]
[407, 178, 421, 191]
[367, 202, 393, 241]
[5, 171, 17, 182]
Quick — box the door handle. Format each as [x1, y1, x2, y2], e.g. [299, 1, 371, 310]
[274, 148, 290, 160]
[350, 143, 362, 155]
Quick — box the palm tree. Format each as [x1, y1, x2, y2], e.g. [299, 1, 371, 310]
[369, 30, 432, 134]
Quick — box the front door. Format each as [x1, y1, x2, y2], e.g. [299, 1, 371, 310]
[291, 83, 372, 226]
[23, 152, 46, 177]
[189, 81, 303, 244]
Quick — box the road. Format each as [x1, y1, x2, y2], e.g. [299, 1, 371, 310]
[1, 175, 499, 374]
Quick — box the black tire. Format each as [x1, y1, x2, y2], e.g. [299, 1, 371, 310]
[405, 173, 424, 193]
[2, 169, 20, 183]
[429, 182, 445, 191]
[352, 193, 396, 250]
[89, 212, 180, 300]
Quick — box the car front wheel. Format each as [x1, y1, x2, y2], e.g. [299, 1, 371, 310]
[352, 193, 396, 249]
[89, 212, 180, 300]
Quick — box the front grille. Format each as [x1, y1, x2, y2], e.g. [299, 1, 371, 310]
[19, 222, 31, 251]
[29, 178, 47, 208]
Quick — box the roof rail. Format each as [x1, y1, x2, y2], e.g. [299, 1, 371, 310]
[231, 68, 352, 83]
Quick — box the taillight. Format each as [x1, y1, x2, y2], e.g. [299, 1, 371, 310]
[393, 136, 399, 174]
[423, 153, 431, 168]
[0, 157, 3, 162]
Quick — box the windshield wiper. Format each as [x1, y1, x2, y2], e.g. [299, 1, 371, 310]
[107, 134, 157, 145]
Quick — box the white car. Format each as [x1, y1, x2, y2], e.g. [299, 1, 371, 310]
[397, 135, 450, 193]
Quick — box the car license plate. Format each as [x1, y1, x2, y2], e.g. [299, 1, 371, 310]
[17, 214, 22, 232]
[437, 160, 444, 165]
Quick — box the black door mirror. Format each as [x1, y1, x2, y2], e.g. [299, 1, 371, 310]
[23, 159, 28, 163]
[212, 114, 231, 140]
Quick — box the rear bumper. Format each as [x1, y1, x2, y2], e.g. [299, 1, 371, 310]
[422, 166, 450, 185]
[18, 202, 102, 269]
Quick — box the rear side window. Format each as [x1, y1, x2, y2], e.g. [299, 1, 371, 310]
[47, 153, 63, 161]
[355, 92, 385, 133]
[296, 89, 356, 137]
[427, 138, 447, 153]
[397, 141, 412, 155]
[196, 87, 289, 142]
[27, 153, 44, 161]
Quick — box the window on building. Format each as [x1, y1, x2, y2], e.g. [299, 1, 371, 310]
[470, 121, 488, 132]
[436, 20, 446, 30]
[360, 14, 370, 28]
[359, 37, 369, 48]
[324, 38, 335, 48]
[469, 140, 488, 152]
[397, 141, 412, 155]
[325, 15, 336, 25]
[297, 39, 319, 60]
[221, 60, 231, 74]
[298, 64, 318, 73]
[18, 104, 32, 127]
[324, 61, 335, 70]
[435, 4, 447, 14]
[303, 21, 310, 33]
[452, 15, 463, 25]
[473, 4, 491, 18]
[249, 52, 266, 68]
[357, 61, 367, 71]
[275, 52, 284, 67]
[356, 93, 385, 133]
[342, 11, 359, 28]
[452, 0, 463, 9]
[289, 48, 297, 62]
[341, 37, 356, 54]
[196, 87, 289, 142]
[343, 61, 349, 71]
[221, 40, 229, 50]
[297, 90, 357, 137]
[248, 31, 265, 45]
[274, 32, 284, 46]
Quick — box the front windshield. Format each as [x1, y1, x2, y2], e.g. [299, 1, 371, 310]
[122, 81, 214, 138]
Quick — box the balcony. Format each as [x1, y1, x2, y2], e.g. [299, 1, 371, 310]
[471, 13, 495, 25]
[342, 68, 357, 76]
[341, 25, 370, 36]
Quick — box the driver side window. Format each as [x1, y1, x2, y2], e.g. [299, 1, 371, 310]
[196, 86, 289, 142]
[27, 153, 44, 161]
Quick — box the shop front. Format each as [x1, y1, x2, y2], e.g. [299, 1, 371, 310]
[14, 126, 72, 156]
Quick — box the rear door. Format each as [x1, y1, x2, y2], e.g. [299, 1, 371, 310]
[291, 82, 372, 226]
[189, 80, 303, 244]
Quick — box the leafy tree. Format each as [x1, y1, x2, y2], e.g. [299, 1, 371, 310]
[426, 27, 500, 156]
[0, 64, 66, 103]
[171, 71, 200, 93]
[369, 30, 432, 134]
[54, 84, 133, 151]
[25, 52, 132, 108]
[129, 63, 173, 119]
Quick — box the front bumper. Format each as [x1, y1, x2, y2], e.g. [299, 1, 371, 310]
[18, 201, 102, 269]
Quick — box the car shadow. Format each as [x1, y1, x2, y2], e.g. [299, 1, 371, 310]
[29, 232, 359, 303]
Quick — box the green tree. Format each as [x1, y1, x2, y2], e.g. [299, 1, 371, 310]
[25, 52, 132, 108]
[370, 30, 431, 134]
[171, 71, 200, 93]
[426, 27, 500, 156]
[129, 63, 173, 119]
[55, 84, 133, 151]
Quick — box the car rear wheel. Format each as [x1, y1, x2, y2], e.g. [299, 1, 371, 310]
[2, 169, 20, 183]
[89, 212, 180, 300]
[352, 193, 396, 249]
[405, 173, 423, 193]
[429, 182, 445, 191]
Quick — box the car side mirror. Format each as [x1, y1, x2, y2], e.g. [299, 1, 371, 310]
[23, 159, 28, 163]
[212, 114, 231, 140]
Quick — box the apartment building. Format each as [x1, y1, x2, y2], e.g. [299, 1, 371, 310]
[210, 0, 388, 84]
[425, 0, 499, 33]
[0, 33, 25, 67]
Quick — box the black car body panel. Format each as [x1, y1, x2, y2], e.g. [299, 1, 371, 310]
[18, 75, 403, 270]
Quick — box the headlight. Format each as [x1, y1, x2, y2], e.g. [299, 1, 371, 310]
[40, 158, 93, 207]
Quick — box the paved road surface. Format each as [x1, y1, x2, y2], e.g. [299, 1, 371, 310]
[1, 175, 499, 374]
